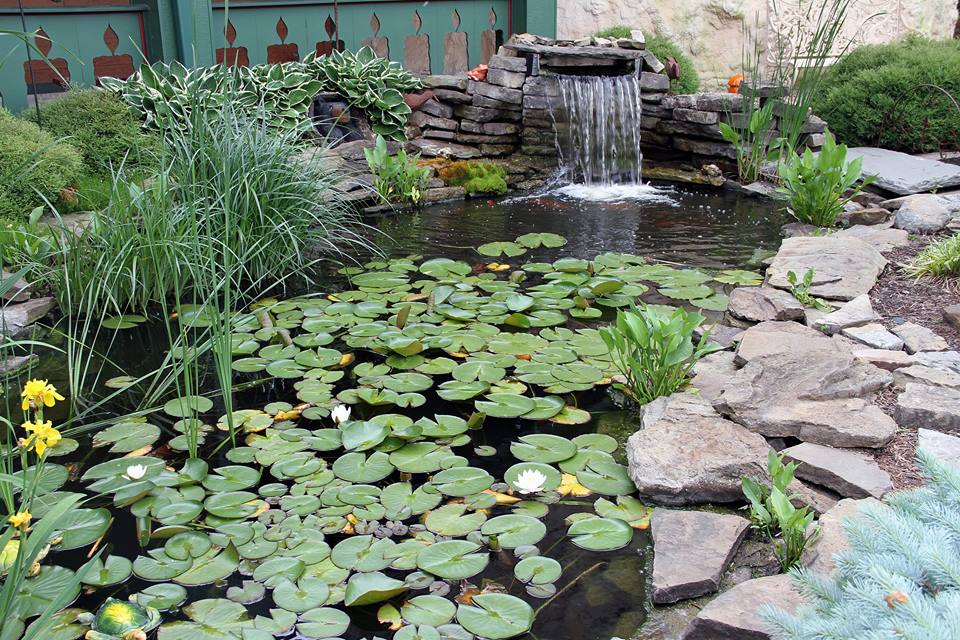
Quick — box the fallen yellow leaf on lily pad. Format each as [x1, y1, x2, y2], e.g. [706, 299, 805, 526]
[557, 473, 592, 497]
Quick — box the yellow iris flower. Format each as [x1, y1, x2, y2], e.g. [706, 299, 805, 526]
[20, 379, 64, 412]
[8, 510, 31, 530]
[22, 420, 61, 457]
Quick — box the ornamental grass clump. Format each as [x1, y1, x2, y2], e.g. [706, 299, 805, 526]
[600, 304, 722, 405]
[762, 449, 960, 639]
[777, 130, 872, 227]
[903, 232, 960, 281]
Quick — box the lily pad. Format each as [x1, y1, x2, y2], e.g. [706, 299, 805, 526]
[416, 540, 489, 580]
[567, 516, 634, 551]
[456, 593, 534, 640]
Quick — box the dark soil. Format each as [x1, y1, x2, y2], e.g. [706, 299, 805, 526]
[870, 237, 960, 350]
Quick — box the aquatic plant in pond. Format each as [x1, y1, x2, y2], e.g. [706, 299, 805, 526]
[1, 234, 762, 639]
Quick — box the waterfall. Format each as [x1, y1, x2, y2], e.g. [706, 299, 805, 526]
[555, 74, 644, 186]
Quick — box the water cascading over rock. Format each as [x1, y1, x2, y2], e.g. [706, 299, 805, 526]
[555, 74, 644, 186]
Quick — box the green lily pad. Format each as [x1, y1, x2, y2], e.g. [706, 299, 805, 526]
[480, 515, 547, 548]
[474, 394, 536, 418]
[510, 434, 577, 464]
[424, 504, 487, 536]
[416, 540, 489, 580]
[432, 467, 494, 497]
[477, 242, 526, 257]
[516, 232, 567, 249]
[514, 556, 562, 585]
[456, 593, 534, 640]
[402, 595, 457, 627]
[567, 516, 634, 551]
[296, 607, 351, 638]
[81, 555, 133, 587]
[343, 571, 408, 606]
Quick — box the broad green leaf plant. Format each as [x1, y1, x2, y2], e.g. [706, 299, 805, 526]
[600, 304, 722, 405]
[365, 135, 430, 205]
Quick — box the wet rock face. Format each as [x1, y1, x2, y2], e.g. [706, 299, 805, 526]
[626, 392, 771, 506]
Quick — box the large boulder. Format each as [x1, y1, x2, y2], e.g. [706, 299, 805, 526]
[766, 236, 886, 301]
[626, 393, 770, 506]
[681, 574, 804, 640]
[783, 443, 893, 499]
[714, 350, 896, 448]
[893, 194, 953, 234]
[650, 509, 750, 604]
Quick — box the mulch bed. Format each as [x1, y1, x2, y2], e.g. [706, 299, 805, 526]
[870, 237, 960, 350]
[869, 236, 959, 489]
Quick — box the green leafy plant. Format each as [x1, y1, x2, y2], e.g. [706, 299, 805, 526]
[306, 46, 421, 140]
[365, 135, 430, 205]
[812, 36, 960, 153]
[904, 232, 960, 280]
[742, 451, 819, 571]
[720, 102, 777, 184]
[24, 89, 158, 176]
[0, 110, 82, 222]
[763, 450, 960, 637]
[101, 61, 322, 136]
[438, 160, 508, 195]
[786, 270, 832, 312]
[777, 130, 873, 227]
[600, 304, 723, 405]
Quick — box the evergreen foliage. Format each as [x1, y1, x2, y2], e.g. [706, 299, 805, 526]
[762, 449, 960, 640]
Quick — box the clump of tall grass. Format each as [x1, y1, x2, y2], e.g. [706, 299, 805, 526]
[904, 233, 960, 281]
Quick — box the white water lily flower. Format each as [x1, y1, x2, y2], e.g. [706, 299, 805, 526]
[125, 464, 147, 480]
[514, 468, 547, 494]
[331, 404, 352, 425]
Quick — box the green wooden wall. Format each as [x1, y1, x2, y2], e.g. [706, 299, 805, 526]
[1, 0, 556, 114]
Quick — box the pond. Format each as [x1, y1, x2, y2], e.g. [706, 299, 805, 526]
[8, 184, 782, 640]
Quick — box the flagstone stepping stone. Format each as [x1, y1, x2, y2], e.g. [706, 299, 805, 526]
[782, 443, 893, 499]
[893, 194, 953, 233]
[691, 351, 738, 402]
[766, 236, 886, 301]
[734, 321, 851, 365]
[650, 509, 750, 604]
[893, 364, 960, 390]
[913, 350, 960, 373]
[814, 294, 879, 335]
[833, 224, 909, 252]
[727, 287, 804, 323]
[801, 497, 878, 575]
[918, 428, 960, 469]
[680, 574, 803, 640]
[852, 348, 913, 371]
[842, 323, 904, 350]
[715, 350, 896, 448]
[896, 383, 960, 432]
[846, 147, 960, 195]
[891, 322, 949, 354]
[626, 393, 769, 506]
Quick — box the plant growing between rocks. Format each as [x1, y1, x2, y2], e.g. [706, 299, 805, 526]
[763, 450, 960, 638]
[365, 135, 430, 205]
[600, 304, 722, 405]
[438, 160, 508, 196]
[777, 130, 872, 227]
[786, 270, 832, 312]
[903, 232, 960, 281]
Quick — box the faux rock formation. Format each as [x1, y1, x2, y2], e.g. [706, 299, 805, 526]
[727, 287, 805, 323]
[714, 350, 896, 448]
[783, 443, 893, 499]
[681, 574, 804, 640]
[651, 509, 750, 604]
[766, 236, 886, 301]
[626, 393, 770, 505]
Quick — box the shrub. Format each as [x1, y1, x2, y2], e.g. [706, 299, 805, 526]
[777, 130, 872, 226]
[593, 25, 633, 40]
[762, 449, 960, 639]
[600, 304, 722, 404]
[904, 232, 960, 280]
[25, 89, 156, 175]
[812, 36, 960, 153]
[645, 33, 700, 95]
[438, 161, 508, 195]
[365, 135, 430, 205]
[0, 110, 82, 222]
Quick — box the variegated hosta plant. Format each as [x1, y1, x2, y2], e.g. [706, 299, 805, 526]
[101, 61, 321, 136]
[304, 46, 422, 140]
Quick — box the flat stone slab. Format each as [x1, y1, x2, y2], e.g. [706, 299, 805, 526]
[1, 270, 30, 302]
[801, 497, 878, 574]
[891, 322, 949, 354]
[727, 286, 804, 323]
[814, 294, 879, 336]
[783, 442, 893, 499]
[651, 509, 750, 604]
[853, 347, 913, 371]
[918, 428, 960, 469]
[735, 321, 851, 364]
[896, 382, 960, 432]
[681, 574, 804, 640]
[715, 350, 896, 448]
[767, 236, 886, 301]
[893, 364, 960, 390]
[406, 138, 482, 159]
[691, 351, 738, 402]
[833, 225, 909, 252]
[627, 393, 770, 506]
[842, 323, 904, 350]
[913, 350, 960, 373]
[0, 297, 54, 337]
[847, 147, 960, 195]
